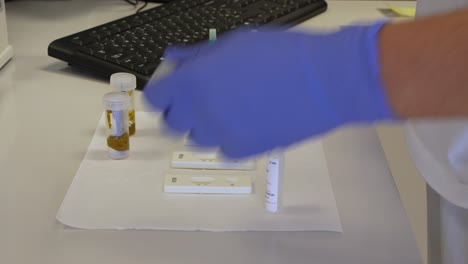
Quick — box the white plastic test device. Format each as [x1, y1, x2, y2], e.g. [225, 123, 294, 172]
[164, 174, 252, 194]
[171, 151, 256, 170]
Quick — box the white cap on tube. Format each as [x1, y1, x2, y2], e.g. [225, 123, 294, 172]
[103, 92, 130, 111]
[110, 72, 137, 92]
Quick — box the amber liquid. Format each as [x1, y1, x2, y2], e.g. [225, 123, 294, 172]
[106, 110, 130, 151]
[127, 90, 135, 136]
[107, 133, 130, 151]
[129, 109, 135, 136]
[106, 110, 112, 129]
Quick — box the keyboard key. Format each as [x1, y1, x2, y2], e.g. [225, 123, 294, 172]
[78, 46, 94, 55]
[116, 21, 133, 30]
[135, 62, 160, 75]
[119, 56, 146, 70]
[260, 2, 279, 11]
[94, 50, 108, 60]
[131, 16, 145, 25]
[69, 35, 94, 46]
[120, 58, 136, 69]
[108, 53, 134, 64]
[141, 14, 154, 23]
[104, 42, 124, 53]
[89, 30, 105, 40]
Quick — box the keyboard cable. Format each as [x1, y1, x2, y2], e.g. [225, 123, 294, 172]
[122, 0, 149, 13]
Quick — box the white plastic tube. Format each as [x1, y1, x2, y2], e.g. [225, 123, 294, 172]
[265, 151, 285, 213]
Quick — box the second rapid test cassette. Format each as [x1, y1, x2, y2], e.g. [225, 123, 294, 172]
[171, 151, 256, 170]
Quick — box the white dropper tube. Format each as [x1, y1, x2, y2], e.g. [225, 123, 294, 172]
[265, 150, 285, 213]
[110, 73, 137, 136]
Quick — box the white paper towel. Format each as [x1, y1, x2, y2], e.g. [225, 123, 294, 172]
[57, 112, 342, 232]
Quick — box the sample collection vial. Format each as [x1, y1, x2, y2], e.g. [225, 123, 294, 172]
[111, 73, 136, 136]
[103, 92, 130, 160]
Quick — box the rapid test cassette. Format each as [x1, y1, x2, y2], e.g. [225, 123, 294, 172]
[164, 174, 252, 194]
[171, 151, 256, 170]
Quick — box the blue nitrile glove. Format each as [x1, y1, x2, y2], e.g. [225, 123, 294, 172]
[143, 22, 395, 158]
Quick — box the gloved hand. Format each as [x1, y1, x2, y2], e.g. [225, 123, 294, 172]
[143, 22, 395, 158]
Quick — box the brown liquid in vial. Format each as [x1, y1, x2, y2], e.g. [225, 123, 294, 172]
[106, 110, 129, 151]
[127, 91, 136, 136]
[106, 110, 112, 129]
[129, 109, 135, 136]
[107, 133, 130, 151]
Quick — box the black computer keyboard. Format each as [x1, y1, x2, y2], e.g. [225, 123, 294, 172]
[48, 0, 327, 89]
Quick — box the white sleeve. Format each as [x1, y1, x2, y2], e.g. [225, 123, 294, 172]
[406, 122, 468, 209]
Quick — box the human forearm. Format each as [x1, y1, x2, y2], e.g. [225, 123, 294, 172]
[379, 8, 468, 118]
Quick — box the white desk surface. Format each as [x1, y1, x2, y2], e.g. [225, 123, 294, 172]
[1, 1, 421, 264]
